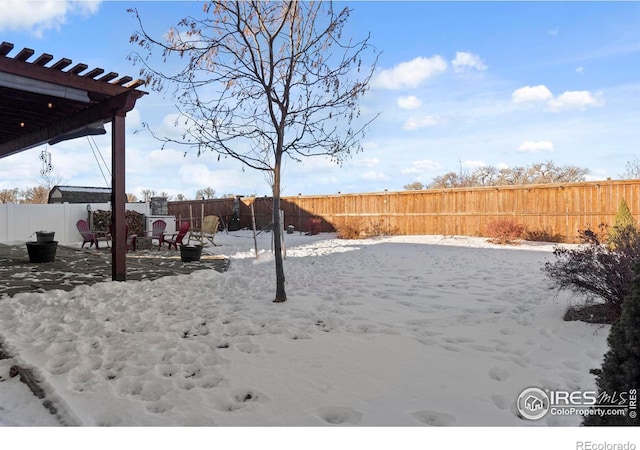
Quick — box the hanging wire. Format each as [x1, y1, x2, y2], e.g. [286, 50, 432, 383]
[87, 136, 111, 187]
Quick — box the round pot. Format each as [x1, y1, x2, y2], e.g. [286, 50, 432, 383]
[180, 244, 203, 262]
[36, 231, 55, 243]
[26, 241, 58, 263]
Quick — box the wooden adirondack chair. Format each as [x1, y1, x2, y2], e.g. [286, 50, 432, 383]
[125, 225, 137, 252]
[159, 221, 190, 250]
[101, 224, 136, 252]
[145, 219, 167, 246]
[76, 219, 111, 249]
[188, 215, 220, 246]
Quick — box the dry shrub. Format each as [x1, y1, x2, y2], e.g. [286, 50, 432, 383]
[524, 225, 564, 243]
[335, 217, 399, 239]
[335, 217, 365, 239]
[578, 223, 609, 245]
[306, 217, 322, 235]
[485, 218, 526, 244]
[543, 229, 640, 323]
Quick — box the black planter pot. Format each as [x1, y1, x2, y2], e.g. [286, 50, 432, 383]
[26, 241, 58, 263]
[36, 231, 55, 243]
[180, 244, 203, 262]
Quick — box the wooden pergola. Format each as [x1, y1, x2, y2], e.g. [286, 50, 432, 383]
[0, 41, 147, 281]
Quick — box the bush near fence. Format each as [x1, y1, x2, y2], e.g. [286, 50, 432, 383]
[168, 179, 640, 243]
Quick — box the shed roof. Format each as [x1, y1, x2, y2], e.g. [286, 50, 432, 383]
[48, 185, 112, 204]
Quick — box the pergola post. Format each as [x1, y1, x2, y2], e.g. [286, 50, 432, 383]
[111, 111, 127, 281]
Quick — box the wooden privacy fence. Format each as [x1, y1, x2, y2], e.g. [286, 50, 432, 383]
[168, 179, 640, 243]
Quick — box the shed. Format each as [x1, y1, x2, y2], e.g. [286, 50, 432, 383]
[48, 185, 112, 204]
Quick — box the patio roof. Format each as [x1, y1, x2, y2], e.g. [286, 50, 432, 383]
[0, 41, 145, 158]
[0, 41, 147, 281]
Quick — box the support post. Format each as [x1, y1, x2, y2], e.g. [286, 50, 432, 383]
[111, 112, 126, 281]
[251, 202, 258, 259]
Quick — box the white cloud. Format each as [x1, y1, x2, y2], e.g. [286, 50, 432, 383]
[372, 56, 448, 90]
[517, 141, 554, 153]
[402, 116, 442, 131]
[576, 66, 584, 73]
[513, 85, 602, 113]
[401, 160, 442, 174]
[548, 28, 559, 36]
[451, 52, 487, 73]
[0, 1, 101, 37]
[125, 109, 142, 131]
[352, 157, 380, 168]
[397, 96, 422, 110]
[361, 171, 390, 181]
[547, 90, 602, 112]
[512, 85, 553, 103]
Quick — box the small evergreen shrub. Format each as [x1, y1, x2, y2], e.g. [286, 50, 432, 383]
[583, 259, 640, 426]
[607, 199, 638, 250]
[485, 218, 526, 244]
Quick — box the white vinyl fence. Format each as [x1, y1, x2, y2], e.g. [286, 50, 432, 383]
[0, 202, 150, 244]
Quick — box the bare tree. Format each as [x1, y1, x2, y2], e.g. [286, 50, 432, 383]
[403, 182, 424, 191]
[195, 187, 216, 199]
[0, 188, 18, 203]
[129, 1, 378, 302]
[140, 189, 156, 202]
[621, 157, 640, 179]
[20, 186, 49, 204]
[127, 193, 139, 202]
[175, 193, 187, 201]
[427, 161, 589, 188]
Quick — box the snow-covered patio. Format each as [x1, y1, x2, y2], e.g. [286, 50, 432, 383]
[0, 231, 630, 442]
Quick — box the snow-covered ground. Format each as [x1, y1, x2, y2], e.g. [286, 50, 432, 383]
[0, 231, 632, 446]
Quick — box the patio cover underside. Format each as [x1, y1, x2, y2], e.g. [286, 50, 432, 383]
[0, 41, 147, 281]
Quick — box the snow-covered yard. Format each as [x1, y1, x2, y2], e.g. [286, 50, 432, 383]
[0, 231, 632, 445]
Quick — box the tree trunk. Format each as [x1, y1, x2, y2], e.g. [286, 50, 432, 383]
[272, 160, 287, 303]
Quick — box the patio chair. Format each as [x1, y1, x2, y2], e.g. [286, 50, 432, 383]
[76, 219, 111, 249]
[159, 221, 190, 250]
[188, 215, 220, 246]
[125, 225, 137, 252]
[145, 219, 167, 247]
[108, 224, 136, 252]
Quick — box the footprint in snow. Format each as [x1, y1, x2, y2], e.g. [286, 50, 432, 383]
[235, 342, 260, 354]
[562, 360, 582, 370]
[410, 410, 457, 426]
[144, 400, 173, 414]
[317, 407, 363, 425]
[488, 365, 510, 382]
[491, 394, 509, 410]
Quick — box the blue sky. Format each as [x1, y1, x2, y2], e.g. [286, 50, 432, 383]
[1, 1, 639, 199]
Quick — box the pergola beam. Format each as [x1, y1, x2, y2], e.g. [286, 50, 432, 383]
[0, 89, 145, 158]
